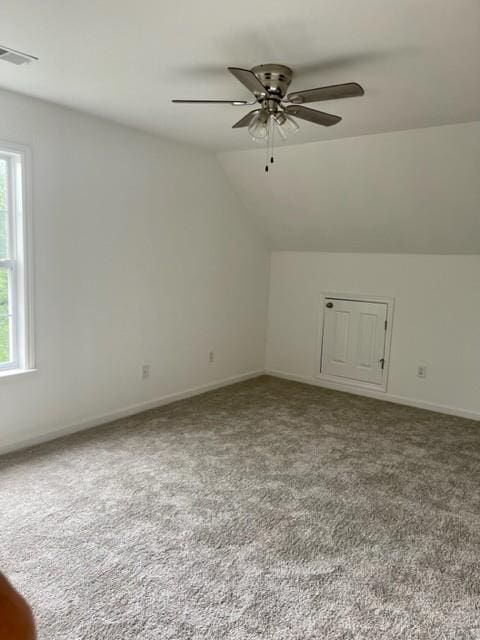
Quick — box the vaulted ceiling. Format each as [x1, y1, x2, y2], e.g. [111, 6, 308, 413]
[1, 1, 479, 254]
[1, 0, 480, 151]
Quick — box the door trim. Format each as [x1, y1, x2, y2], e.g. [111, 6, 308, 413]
[315, 292, 395, 393]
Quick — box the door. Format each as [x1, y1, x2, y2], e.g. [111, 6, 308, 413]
[321, 298, 388, 385]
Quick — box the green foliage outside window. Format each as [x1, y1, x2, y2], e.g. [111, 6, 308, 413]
[0, 161, 9, 363]
[0, 160, 6, 257]
[0, 271, 9, 364]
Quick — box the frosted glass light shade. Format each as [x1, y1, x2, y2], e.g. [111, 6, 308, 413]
[248, 110, 270, 141]
[274, 111, 299, 139]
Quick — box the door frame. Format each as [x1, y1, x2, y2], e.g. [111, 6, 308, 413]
[315, 292, 395, 393]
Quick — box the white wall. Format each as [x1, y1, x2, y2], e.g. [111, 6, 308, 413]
[218, 121, 480, 253]
[266, 252, 480, 418]
[0, 88, 270, 451]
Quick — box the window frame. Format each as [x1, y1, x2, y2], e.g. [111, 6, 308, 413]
[0, 140, 34, 376]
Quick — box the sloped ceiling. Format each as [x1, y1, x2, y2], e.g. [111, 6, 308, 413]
[1, 1, 479, 254]
[217, 122, 480, 253]
[0, 0, 480, 150]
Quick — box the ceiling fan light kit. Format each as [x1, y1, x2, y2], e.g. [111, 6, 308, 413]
[172, 63, 364, 172]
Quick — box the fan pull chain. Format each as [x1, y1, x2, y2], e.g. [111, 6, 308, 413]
[265, 130, 269, 172]
[270, 122, 275, 165]
[265, 119, 275, 173]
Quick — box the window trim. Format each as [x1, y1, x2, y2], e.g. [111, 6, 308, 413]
[0, 139, 35, 376]
[0, 152, 19, 370]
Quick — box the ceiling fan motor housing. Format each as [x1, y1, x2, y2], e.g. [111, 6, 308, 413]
[251, 64, 293, 99]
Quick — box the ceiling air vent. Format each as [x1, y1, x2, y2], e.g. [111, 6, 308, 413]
[0, 46, 38, 65]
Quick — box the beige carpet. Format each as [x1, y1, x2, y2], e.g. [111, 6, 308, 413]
[1, 376, 479, 639]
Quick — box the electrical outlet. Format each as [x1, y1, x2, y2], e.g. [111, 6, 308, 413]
[209, 351, 214, 363]
[142, 364, 150, 380]
[417, 366, 426, 379]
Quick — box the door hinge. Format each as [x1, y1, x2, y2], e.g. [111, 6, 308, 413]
[384, 320, 388, 331]
[379, 357, 385, 370]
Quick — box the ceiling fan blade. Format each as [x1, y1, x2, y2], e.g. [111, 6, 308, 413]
[286, 82, 364, 104]
[232, 110, 260, 128]
[228, 67, 267, 98]
[285, 105, 342, 126]
[172, 99, 251, 105]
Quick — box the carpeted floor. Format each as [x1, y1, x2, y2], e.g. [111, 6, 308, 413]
[1, 376, 479, 639]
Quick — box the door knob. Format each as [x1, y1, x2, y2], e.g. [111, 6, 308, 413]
[326, 302, 333, 308]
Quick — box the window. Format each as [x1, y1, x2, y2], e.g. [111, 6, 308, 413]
[0, 143, 33, 375]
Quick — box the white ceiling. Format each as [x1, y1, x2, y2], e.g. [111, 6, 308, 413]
[0, 0, 479, 151]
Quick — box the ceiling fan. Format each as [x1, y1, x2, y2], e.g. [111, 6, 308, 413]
[172, 64, 364, 155]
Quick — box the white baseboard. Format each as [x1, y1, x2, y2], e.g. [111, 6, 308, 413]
[4, 368, 477, 456]
[265, 369, 480, 422]
[0, 370, 264, 456]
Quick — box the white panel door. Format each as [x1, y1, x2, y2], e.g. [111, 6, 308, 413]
[321, 299, 388, 385]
